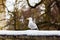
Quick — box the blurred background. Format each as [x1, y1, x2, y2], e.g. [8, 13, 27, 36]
[0, 0, 60, 30]
[0, 0, 60, 40]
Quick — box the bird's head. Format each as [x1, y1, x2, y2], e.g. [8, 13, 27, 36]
[26, 17, 32, 21]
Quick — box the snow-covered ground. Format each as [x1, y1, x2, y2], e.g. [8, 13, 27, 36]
[0, 30, 60, 36]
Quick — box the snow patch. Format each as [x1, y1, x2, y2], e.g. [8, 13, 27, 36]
[0, 30, 60, 36]
[29, 0, 41, 6]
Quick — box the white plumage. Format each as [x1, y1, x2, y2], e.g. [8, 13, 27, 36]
[27, 17, 38, 30]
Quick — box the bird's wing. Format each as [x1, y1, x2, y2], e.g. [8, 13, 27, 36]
[28, 22, 38, 29]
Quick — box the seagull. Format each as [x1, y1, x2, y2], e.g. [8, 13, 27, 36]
[27, 17, 38, 30]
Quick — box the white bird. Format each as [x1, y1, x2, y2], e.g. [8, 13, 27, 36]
[27, 17, 38, 30]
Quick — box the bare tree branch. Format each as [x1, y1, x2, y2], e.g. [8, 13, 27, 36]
[26, 0, 43, 8]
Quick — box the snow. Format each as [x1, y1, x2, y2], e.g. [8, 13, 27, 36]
[5, 0, 15, 12]
[41, 11, 45, 14]
[20, 16, 24, 23]
[5, 0, 29, 20]
[39, 4, 45, 14]
[16, 0, 29, 11]
[40, 4, 45, 10]
[5, 0, 16, 21]
[29, 0, 41, 6]
[5, 0, 45, 20]
[0, 30, 60, 36]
